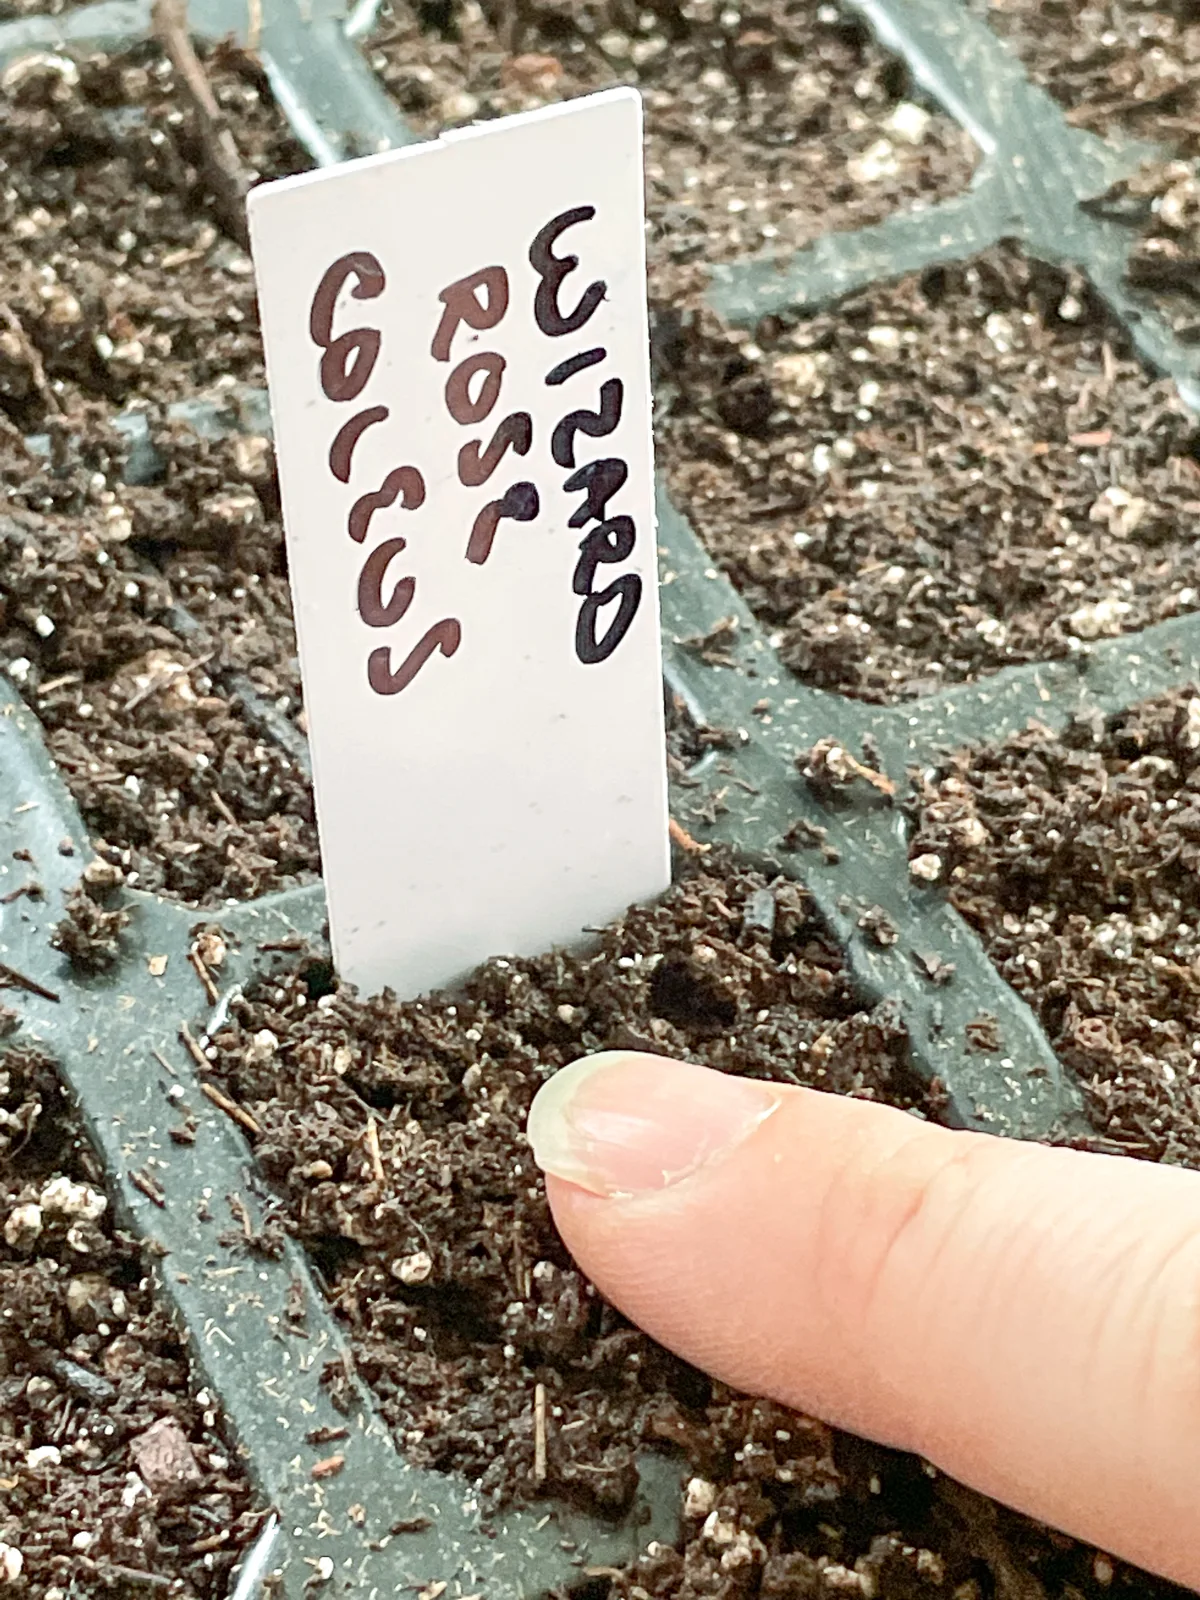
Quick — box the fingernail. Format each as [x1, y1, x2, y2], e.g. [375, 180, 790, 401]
[527, 1052, 780, 1199]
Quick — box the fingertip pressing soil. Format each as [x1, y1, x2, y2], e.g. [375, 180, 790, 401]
[910, 687, 1200, 1165]
[196, 861, 1182, 1599]
[205, 863, 914, 1503]
[659, 241, 1200, 701]
[0, 1044, 262, 1595]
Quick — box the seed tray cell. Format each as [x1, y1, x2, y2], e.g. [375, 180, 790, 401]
[0, 681, 680, 1596]
[0, 1051, 263, 1594]
[910, 685, 1200, 1166]
[663, 242, 1200, 702]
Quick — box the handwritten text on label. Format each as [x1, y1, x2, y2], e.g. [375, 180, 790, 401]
[309, 207, 642, 694]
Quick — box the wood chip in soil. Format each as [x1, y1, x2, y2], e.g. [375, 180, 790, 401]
[198, 860, 1173, 1598]
[0, 1044, 262, 1595]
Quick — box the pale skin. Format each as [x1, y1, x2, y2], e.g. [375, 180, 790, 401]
[526, 1052, 1200, 1589]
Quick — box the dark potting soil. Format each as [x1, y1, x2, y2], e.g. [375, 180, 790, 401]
[196, 861, 1180, 1600]
[0, 46, 307, 420]
[7, 6, 1191, 877]
[968, 0, 1200, 146]
[0, 1044, 262, 1595]
[368, 0, 978, 302]
[0, 46, 317, 904]
[1085, 156, 1200, 349]
[964, 0, 1200, 344]
[658, 241, 1200, 701]
[909, 686, 1200, 1166]
[0, 497, 318, 905]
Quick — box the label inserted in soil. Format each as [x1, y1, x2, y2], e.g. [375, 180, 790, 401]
[249, 88, 668, 995]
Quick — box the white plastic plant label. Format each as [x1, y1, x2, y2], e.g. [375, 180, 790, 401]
[248, 88, 668, 998]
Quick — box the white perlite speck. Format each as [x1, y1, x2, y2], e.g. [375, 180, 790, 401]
[702, 1510, 738, 1546]
[1089, 485, 1146, 538]
[40, 1176, 107, 1221]
[848, 138, 899, 183]
[866, 324, 901, 351]
[245, 1029, 279, 1067]
[0, 1544, 22, 1582]
[909, 853, 942, 883]
[884, 101, 931, 143]
[122, 1473, 149, 1508]
[391, 1250, 433, 1286]
[684, 1477, 716, 1518]
[3, 1204, 42, 1249]
[701, 1512, 764, 1571]
[1067, 596, 1130, 640]
[772, 351, 827, 402]
[951, 815, 989, 849]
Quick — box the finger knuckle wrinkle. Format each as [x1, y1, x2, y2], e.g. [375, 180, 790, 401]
[828, 1132, 993, 1337]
